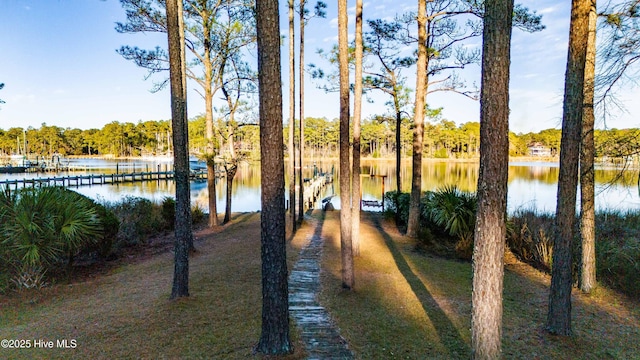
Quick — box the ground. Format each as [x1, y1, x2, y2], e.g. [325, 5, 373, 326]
[1, 211, 639, 359]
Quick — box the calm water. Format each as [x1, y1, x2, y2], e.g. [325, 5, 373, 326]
[1, 158, 639, 214]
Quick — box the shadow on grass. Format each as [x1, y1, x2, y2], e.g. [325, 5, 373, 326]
[372, 215, 471, 358]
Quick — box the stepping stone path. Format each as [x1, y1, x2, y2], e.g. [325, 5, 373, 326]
[289, 229, 354, 359]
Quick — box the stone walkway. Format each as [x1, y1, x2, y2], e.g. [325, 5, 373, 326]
[288, 219, 354, 359]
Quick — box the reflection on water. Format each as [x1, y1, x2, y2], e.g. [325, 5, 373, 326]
[1, 158, 638, 214]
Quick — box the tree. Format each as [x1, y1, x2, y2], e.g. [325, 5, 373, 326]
[363, 18, 415, 194]
[0, 83, 5, 107]
[403, 0, 544, 237]
[288, 0, 297, 233]
[352, 0, 363, 256]
[338, 0, 354, 290]
[255, 0, 292, 354]
[547, 0, 592, 336]
[166, 0, 193, 299]
[471, 0, 514, 358]
[406, 0, 428, 238]
[298, 1, 327, 224]
[598, 0, 640, 113]
[580, 0, 597, 294]
[116, 0, 254, 228]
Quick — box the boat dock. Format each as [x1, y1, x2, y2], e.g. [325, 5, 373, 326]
[0, 170, 208, 190]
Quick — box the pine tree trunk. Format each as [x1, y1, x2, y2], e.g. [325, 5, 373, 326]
[548, 0, 591, 336]
[580, 0, 597, 294]
[223, 164, 237, 224]
[407, 0, 427, 238]
[255, 0, 291, 354]
[351, 0, 363, 256]
[166, 0, 192, 300]
[288, 0, 296, 233]
[471, 0, 513, 357]
[298, 0, 306, 224]
[338, 0, 354, 290]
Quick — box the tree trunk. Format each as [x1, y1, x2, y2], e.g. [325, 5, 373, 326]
[351, 0, 363, 256]
[298, 0, 306, 224]
[338, 0, 354, 290]
[255, 0, 291, 354]
[166, 0, 192, 299]
[580, 0, 597, 294]
[288, 0, 296, 233]
[223, 163, 237, 224]
[548, 0, 591, 336]
[471, 0, 513, 358]
[406, 0, 427, 238]
[204, 55, 218, 227]
[395, 107, 402, 194]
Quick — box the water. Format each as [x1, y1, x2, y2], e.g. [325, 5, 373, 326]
[1, 158, 639, 214]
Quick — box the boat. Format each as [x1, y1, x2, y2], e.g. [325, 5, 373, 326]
[0, 165, 27, 174]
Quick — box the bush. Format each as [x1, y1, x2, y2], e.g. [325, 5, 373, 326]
[107, 196, 163, 248]
[161, 197, 176, 230]
[384, 186, 477, 260]
[191, 203, 206, 225]
[507, 209, 555, 272]
[383, 191, 410, 226]
[84, 200, 120, 259]
[508, 208, 640, 299]
[0, 187, 103, 290]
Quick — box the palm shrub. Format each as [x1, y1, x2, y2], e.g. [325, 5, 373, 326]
[423, 185, 477, 259]
[0, 187, 103, 289]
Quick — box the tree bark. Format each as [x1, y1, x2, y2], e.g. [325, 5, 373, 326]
[288, 0, 297, 233]
[255, 0, 291, 354]
[406, 0, 427, 238]
[338, 0, 354, 290]
[223, 163, 237, 224]
[548, 0, 591, 336]
[298, 0, 306, 224]
[580, 0, 597, 294]
[166, 0, 193, 299]
[471, 0, 513, 358]
[351, 0, 363, 256]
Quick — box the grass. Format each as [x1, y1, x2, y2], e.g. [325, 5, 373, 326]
[1, 210, 639, 359]
[318, 211, 640, 359]
[0, 212, 306, 360]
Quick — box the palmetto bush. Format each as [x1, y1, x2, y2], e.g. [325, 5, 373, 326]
[0, 187, 103, 289]
[385, 186, 477, 259]
[423, 186, 478, 259]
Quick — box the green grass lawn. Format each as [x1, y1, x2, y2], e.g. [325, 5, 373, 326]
[1, 210, 639, 359]
[318, 211, 640, 360]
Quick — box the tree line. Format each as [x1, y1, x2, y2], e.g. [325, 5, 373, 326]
[2, 118, 639, 160]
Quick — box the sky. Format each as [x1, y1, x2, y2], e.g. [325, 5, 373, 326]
[0, 0, 639, 134]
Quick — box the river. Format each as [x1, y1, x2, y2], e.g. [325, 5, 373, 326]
[1, 158, 638, 214]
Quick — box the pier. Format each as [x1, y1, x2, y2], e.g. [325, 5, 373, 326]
[0, 170, 208, 190]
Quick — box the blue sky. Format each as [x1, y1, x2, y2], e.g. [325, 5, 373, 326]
[0, 0, 638, 133]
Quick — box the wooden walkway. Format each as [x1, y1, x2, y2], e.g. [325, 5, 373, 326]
[0, 171, 207, 190]
[289, 212, 354, 359]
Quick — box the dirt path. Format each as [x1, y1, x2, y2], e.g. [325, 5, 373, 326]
[289, 212, 354, 359]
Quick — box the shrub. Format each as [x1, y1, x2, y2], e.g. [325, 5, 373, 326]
[84, 200, 120, 259]
[508, 208, 640, 299]
[383, 191, 410, 226]
[507, 209, 555, 271]
[191, 203, 206, 225]
[107, 196, 163, 248]
[162, 197, 176, 230]
[423, 186, 477, 260]
[0, 187, 103, 290]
